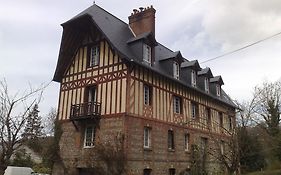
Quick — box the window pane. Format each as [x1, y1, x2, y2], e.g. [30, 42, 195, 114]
[174, 96, 181, 114]
[168, 130, 174, 149]
[173, 62, 179, 79]
[144, 127, 150, 148]
[90, 46, 99, 66]
[205, 78, 209, 92]
[216, 84, 221, 96]
[143, 169, 151, 175]
[191, 102, 197, 119]
[143, 44, 151, 66]
[169, 168, 176, 175]
[144, 85, 150, 105]
[185, 134, 189, 151]
[191, 70, 196, 87]
[219, 112, 223, 127]
[85, 126, 95, 147]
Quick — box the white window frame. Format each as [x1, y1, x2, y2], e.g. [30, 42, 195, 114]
[184, 133, 189, 151]
[143, 44, 152, 66]
[216, 84, 221, 96]
[173, 62, 180, 79]
[204, 77, 209, 93]
[144, 85, 150, 105]
[191, 102, 197, 119]
[84, 126, 95, 148]
[191, 70, 196, 87]
[144, 127, 151, 148]
[173, 96, 181, 114]
[89, 45, 99, 67]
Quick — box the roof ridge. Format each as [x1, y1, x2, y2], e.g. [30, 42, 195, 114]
[93, 4, 129, 26]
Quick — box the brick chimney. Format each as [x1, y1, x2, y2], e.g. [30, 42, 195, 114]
[128, 5, 156, 37]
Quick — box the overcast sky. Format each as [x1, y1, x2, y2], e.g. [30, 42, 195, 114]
[1, 0, 281, 116]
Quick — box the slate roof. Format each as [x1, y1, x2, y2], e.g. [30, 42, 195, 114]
[53, 4, 237, 108]
[210, 76, 224, 85]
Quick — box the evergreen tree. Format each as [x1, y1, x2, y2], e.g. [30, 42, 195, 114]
[23, 104, 43, 139]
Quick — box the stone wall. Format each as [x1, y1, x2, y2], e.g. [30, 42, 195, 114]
[53, 115, 227, 175]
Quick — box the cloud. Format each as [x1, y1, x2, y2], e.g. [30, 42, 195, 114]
[1, 0, 281, 116]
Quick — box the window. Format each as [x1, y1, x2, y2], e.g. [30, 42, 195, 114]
[191, 102, 198, 119]
[84, 126, 95, 148]
[143, 169, 151, 175]
[204, 77, 209, 93]
[184, 133, 190, 151]
[86, 86, 96, 102]
[173, 96, 181, 114]
[200, 137, 208, 153]
[168, 130, 174, 150]
[173, 62, 179, 79]
[219, 112, 223, 128]
[206, 107, 211, 125]
[144, 85, 152, 105]
[191, 70, 196, 87]
[144, 127, 151, 148]
[229, 116, 232, 130]
[169, 168, 176, 175]
[143, 44, 152, 66]
[216, 84, 221, 96]
[220, 140, 225, 155]
[89, 45, 99, 67]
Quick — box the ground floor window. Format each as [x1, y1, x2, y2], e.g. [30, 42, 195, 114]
[84, 126, 95, 148]
[144, 127, 151, 148]
[143, 168, 151, 175]
[168, 130, 175, 150]
[169, 168, 176, 175]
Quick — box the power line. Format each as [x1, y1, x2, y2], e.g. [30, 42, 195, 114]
[200, 31, 281, 64]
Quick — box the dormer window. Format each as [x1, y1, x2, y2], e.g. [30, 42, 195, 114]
[143, 44, 152, 66]
[204, 78, 209, 93]
[216, 84, 221, 96]
[89, 45, 99, 67]
[173, 62, 179, 79]
[191, 70, 196, 87]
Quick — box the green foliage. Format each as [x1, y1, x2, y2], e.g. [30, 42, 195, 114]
[42, 119, 62, 168]
[238, 127, 265, 173]
[23, 104, 43, 140]
[11, 149, 34, 167]
[190, 144, 208, 175]
[27, 138, 43, 153]
[33, 163, 52, 174]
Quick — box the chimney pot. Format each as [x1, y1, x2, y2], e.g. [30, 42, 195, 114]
[133, 9, 138, 14]
[129, 5, 156, 37]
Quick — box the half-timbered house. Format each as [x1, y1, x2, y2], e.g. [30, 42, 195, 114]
[53, 4, 237, 175]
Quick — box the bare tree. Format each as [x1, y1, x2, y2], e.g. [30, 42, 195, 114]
[206, 123, 240, 175]
[0, 79, 45, 173]
[43, 107, 57, 136]
[252, 80, 281, 137]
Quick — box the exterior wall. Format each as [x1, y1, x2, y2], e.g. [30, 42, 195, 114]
[128, 66, 235, 134]
[55, 38, 236, 175]
[58, 40, 127, 120]
[125, 115, 226, 175]
[57, 116, 125, 175]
